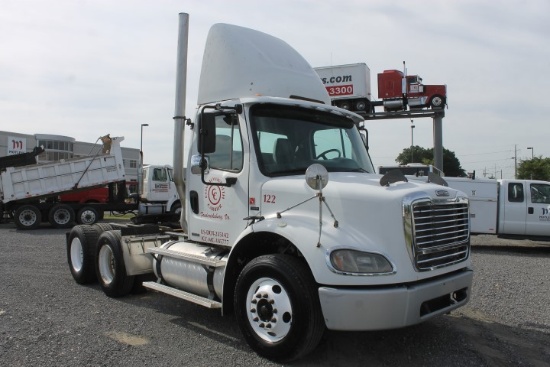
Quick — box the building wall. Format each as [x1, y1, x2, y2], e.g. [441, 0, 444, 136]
[0, 130, 139, 183]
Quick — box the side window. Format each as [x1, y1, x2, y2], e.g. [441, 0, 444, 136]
[313, 128, 352, 159]
[152, 168, 167, 182]
[209, 114, 243, 172]
[530, 184, 550, 204]
[508, 183, 524, 203]
[256, 131, 287, 169]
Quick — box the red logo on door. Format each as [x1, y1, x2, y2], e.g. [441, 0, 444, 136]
[204, 178, 226, 211]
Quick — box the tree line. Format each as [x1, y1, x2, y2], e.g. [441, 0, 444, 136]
[395, 146, 549, 180]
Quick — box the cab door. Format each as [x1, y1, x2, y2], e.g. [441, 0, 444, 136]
[147, 167, 171, 202]
[525, 182, 550, 236]
[186, 110, 250, 247]
[499, 182, 527, 235]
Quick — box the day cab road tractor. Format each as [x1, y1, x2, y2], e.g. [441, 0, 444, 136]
[66, 13, 473, 362]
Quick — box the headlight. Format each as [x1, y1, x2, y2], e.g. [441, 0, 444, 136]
[329, 249, 394, 275]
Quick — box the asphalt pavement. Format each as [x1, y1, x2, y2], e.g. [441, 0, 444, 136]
[0, 222, 548, 366]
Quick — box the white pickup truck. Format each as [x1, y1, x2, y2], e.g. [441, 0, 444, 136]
[437, 177, 550, 238]
[381, 164, 550, 238]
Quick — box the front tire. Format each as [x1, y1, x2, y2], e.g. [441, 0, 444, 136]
[170, 202, 182, 215]
[14, 205, 42, 230]
[234, 254, 325, 362]
[96, 230, 134, 297]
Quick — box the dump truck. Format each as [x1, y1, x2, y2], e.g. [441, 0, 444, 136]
[66, 14, 473, 362]
[0, 135, 131, 229]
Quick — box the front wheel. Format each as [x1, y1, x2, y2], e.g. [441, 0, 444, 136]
[234, 254, 325, 362]
[14, 205, 42, 230]
[170, 202, 182, 215]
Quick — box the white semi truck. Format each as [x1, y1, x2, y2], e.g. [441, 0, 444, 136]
[138, 164, 180, 216]
[66, 14, 473, 362]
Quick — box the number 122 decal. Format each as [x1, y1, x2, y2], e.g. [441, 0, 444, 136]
[263, 194, 276, 204]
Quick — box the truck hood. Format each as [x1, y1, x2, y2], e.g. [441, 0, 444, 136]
[260, 172, 462, 223]
[258, 172, 467, 281]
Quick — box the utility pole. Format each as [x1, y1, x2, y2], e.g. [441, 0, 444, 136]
[410, 120, 415, 163]
[512, 144, 517, 179]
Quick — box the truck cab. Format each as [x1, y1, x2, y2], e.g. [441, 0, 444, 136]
[499, 179, 550, 237]
[140, 165, 179, 213]
[377, 69, 447, 110]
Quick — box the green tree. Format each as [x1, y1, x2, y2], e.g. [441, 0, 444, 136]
[396, 146, 466, 177]
[517, 157, 550, 180]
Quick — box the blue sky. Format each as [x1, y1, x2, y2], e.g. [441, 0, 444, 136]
[1, 0, 548, 178]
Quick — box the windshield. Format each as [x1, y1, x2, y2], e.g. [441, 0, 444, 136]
[250, 104, 374, 176]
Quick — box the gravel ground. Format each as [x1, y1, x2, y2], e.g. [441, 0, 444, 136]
[0, 223, 548, 366]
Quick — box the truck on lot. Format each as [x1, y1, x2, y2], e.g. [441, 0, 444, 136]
[66, 14, 473, 362]
[379, 164, 550, 238]
[138, 164, 180, 215]
[0, 135, 181, 229]
[59, 164, 180, 219]
[433, 177, 550, 238]
[314, 63, 373, 114]
[378, 68, 447, 111]
[0, 135, 133, 229]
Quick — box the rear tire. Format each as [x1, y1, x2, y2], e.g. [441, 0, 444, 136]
[14, 205, 42, 230]
[67, 225, 100, 284]
[96, 230, 134, 297]
[93, 222, 113, 233]
[49, 204, 75, 228]
[76, 206, 99, 225]
[234, 254, 325, 362]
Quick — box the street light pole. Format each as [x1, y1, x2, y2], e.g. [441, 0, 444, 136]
[139, 123, 149, 198]
[140, 123, 149, 155]
[527, 146, 533, 159]
[410, 120, 415, 163]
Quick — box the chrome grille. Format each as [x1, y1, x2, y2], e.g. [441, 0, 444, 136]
[410, 199, 469, 271]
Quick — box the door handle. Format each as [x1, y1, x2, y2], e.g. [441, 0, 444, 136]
[528, 207, 534, 214]
[190, 191, 199, 214]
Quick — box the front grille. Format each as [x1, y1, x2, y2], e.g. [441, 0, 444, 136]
[410, 200, 469, 271]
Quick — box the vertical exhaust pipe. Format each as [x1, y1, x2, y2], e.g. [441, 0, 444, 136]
[173, 13, 189, 232]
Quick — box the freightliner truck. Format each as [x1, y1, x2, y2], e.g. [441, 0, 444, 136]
[66, 13, 473, 362]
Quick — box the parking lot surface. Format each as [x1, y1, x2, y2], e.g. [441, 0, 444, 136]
[0, 223, 548, 366]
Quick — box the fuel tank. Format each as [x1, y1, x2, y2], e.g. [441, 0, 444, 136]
[152, 241, 228, 299]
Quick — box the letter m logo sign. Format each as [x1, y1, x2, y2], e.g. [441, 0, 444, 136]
[12, 140, 23, 150]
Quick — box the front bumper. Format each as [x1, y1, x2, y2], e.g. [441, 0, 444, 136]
[318, 268, 473, 331]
